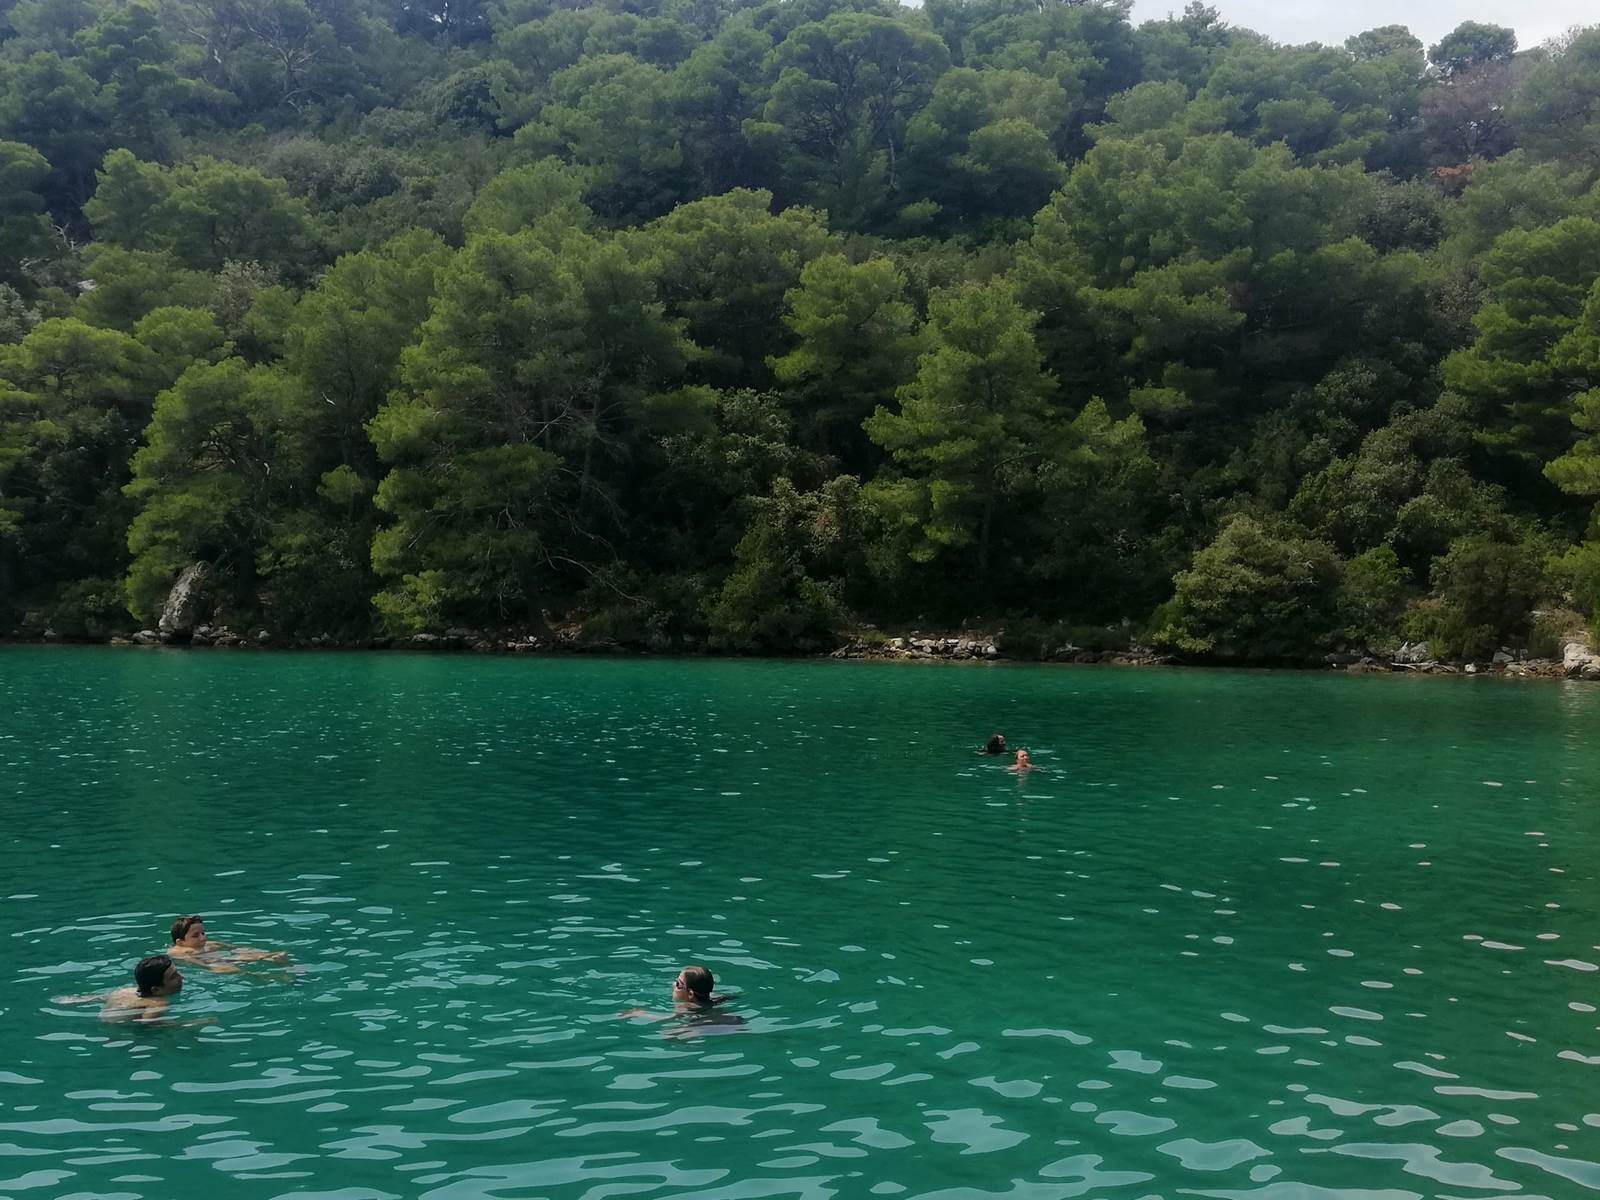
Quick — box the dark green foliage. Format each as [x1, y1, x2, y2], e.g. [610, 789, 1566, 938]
[1552, 540, 1600, 638]
[1155, 515, 1344, 660]
[1396, 531, 1549, 660]
[367, 226, 692, 630]
[44, 575, 131, 638]
[84, 151, 321, 278]
[1427, 533, 1547, 653]
[708, 476, 862, 652]
[755, 11, 950, 227]
[772, 252, 920, 465]
[0, 141, 57, 287]
[634, 189, 830, 389]
[1336, 545, 1406, 644]
[1512, 29, 1600, 164]
[865, 278, 1054, 593]
[1428, 22, 1516, 79]
[0, 0, 1593, 658]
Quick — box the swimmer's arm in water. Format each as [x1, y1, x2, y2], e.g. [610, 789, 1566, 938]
[199, 936, 289, 964]
[53, 991, 107, 1005]
[122, 1008, 217, 1028]
[229, 946, 290, 964]
[247, 966, 300, 985]
[187, 955, 244, 974]
[617, 1007, 673, 1022]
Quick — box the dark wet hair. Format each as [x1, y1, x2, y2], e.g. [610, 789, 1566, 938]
[171, 915, 204, 944]
[679, 964, 715, 1001]
[984, 733, 1006, 754]
[134, 954, 173, 997]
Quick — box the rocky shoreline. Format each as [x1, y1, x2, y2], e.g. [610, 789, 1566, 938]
[827, 632, 1600, 680]
[20, 621, 1600, 683]
[14, 562, 1599, 680]
[826, 633, 1178, 668]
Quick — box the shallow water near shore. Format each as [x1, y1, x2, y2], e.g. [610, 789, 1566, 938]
[4, 647, 1599, 1199]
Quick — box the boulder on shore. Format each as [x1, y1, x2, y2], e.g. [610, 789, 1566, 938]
[1394, 640, 1430, 665]
[1565, 640, 1600, 679]
[158, 563, 210, 642]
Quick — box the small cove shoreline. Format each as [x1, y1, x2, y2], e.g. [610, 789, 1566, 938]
[8, 627, 1597, 684]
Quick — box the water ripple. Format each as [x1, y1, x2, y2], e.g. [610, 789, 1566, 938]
[4, 650, 1599, 1198]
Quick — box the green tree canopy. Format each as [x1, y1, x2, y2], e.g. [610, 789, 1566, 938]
[369, 226, 692, 628]
[865, 279, 1054, 591]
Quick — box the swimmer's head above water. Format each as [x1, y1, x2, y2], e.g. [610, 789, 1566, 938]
[673, 965, 716, 1004]
[134, 954, 182, 998]
[672, 965, 739, 1007]
[983, 733, 1006, 754]
[171, 915, 206, 949]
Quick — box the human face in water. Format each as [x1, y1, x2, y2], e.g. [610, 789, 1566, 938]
[177, 921, 207, 951]
[672, 973, 698, 1003]
[160, 964, 184, 995]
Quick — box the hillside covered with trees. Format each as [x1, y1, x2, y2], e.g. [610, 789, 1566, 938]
[3, 0, 1600, 659]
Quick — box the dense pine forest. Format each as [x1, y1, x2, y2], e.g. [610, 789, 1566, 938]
[2, 0, 1599, 659]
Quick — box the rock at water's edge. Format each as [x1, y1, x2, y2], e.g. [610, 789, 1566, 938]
[1562, 640, 1600, 679]
[1394, 640, 1430, 665]
[158, 563, 210, 641]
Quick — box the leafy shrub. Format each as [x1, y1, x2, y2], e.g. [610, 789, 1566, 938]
[48, 578, 132, 638]
[1429, 534, 1546, 650]
[1336, 545, 1407, 643]
[1400, 597, 1492, 659]
[1155, 516, 1343, 660]
[373, 569, 446, 635]
[1550, 540, 1600, 639]
[580, 572, 713, 650]
[1528, 608, 1583, 659]
[258, 513, 374, 635]
[707, 478, 862, 653]
[708, 563, 844, 653]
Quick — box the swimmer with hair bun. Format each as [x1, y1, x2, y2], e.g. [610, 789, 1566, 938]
[672, 964, 737, 1007]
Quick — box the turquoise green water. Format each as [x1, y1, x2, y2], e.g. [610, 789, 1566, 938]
[4, 649, 1600, 1199]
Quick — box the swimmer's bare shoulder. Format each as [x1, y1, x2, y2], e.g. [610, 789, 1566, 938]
[100, 987, 171, 1022]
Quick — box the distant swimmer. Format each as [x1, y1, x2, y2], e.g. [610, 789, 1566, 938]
[979, 733, 1007, 755]
[56, 954, 191, 1022]
[1008, 748, 1040, 773]
[169, 915, 288, 972]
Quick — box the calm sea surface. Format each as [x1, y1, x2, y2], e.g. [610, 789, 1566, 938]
[3, 648, 1599, 1199]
